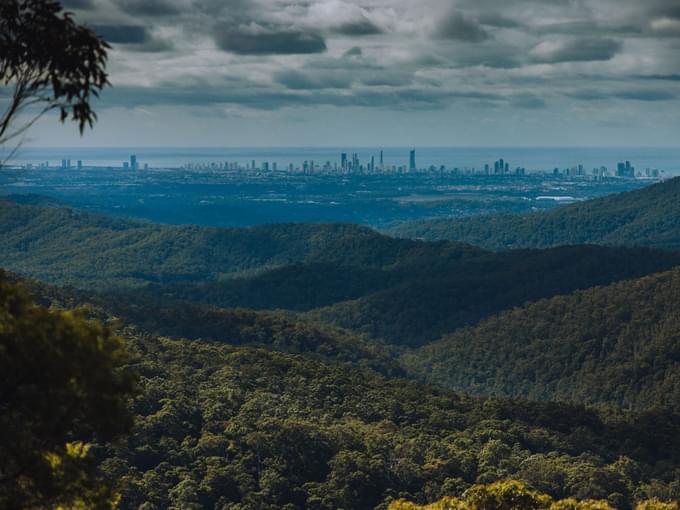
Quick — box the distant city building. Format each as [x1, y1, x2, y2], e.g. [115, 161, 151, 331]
[616, 161, 635, 178]
[409, 150, 416, 172]
[130, 155, 137, 170]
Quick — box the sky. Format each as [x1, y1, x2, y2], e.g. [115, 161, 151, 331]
[20, 0, 680, 147]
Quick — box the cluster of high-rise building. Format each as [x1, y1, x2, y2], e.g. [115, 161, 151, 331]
[481, 159, 526, 176]
[183, 149, 417, 175]
[17, 152, 661, 180]
[121, 154, 147, 170]
[59, 159, 82, 170]
[550, 161, 660, 179]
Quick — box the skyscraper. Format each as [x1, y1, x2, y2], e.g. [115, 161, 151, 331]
[409, 149, 416, 172]
[130, 155, 137, 170]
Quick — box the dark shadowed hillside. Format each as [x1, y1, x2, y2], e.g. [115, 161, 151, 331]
[389, 177, 680, 250]
[12, 272, 402, 377]
[403, 266, 680, 410]
[310, 245, 680, 346]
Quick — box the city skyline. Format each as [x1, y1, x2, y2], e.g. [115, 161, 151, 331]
[15, 0, 680, 148]
[14, 149, 662, 180]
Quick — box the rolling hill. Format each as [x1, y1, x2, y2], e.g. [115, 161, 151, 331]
[310, 244, 680, 346]
[389, 177, 680, 250]
[0, 198, 481, 288]
[3, 198, 680, 348]
[403, 265, 680, 410]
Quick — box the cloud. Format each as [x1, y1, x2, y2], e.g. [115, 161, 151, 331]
[477, 13, 522, 29]
[61, 0, 95, 8]
[127, 38, 175, 53]
[614, 89, 676, 101]
[114, 0, 181, 16]
[435, 11, 489, 42]
[332, 18, 383, 35]
[343, 46, 363, 57]
[92, 25, 150, 44]
[530, 37, 622, 63]
[566, 89, 676, 101]
[636, 74, 680, 81]
[650, 17, 680, 37]
[214, 23, 327, 55]
[511, 93, 547, 109]
[274, 70, 353, 90]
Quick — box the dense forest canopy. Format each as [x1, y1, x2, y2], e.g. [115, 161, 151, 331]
[3, 166, 680, 509]
[3, 198, 680, 348]
[94, 331, 680, 509]
[389, 177, 680, 250]
[403, 266, 680, 411]
[7, 271, 680, 509]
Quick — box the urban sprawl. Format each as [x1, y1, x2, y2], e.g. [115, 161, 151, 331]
[21, 150, 661, 179]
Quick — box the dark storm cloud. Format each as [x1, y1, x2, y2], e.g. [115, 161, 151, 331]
[531, 38, 622, 63]
[435, 11, 490, 42]
[98, 82, 512, 112]
[532, 21, 641, 36]
[650, 0, 680, 19]
[331, 18, 383, 36]
[92, 25, 150, 44]
[214, 25, 327, 55]
[359, 73, 413, 87]
[114, 0, 181, 16]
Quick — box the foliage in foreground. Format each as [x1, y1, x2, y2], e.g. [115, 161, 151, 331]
[0, 274, 135, 509]
[389, 480, 679, 510]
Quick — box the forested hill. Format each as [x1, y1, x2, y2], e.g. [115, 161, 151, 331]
[95, 331, 680, 509]
[309, 244, 680, 346]
[389, 177, 680, 250]
[403, 266, 680, 411]
[4, 199, 680, 348]
[0, 198, 481, 288]
[10, 272, 402, 378]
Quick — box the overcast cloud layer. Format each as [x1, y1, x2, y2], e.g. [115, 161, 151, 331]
[28, 0, 680, 146]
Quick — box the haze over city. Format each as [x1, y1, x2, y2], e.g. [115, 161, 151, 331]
[20, 0, 680, 147]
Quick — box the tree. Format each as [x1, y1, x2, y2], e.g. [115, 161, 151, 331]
[0, 273, 136, 509]
[0, 0, 109, 153]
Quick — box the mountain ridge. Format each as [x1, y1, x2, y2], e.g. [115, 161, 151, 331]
[389, 177, 680, 250]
